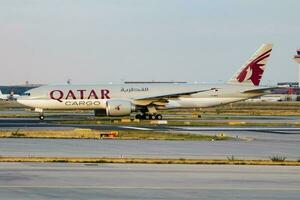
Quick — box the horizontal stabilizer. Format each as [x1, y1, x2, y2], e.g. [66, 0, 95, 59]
[243, 86, 280, 94]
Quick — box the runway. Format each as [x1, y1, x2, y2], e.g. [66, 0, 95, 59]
[0, 163, 299, 200]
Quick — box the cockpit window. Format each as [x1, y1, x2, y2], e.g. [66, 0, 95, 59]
[24, 92, 31, 96]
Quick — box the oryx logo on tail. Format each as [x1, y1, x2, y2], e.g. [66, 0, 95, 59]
[228, 44, 273, 86]
[236, 49, 272, 86]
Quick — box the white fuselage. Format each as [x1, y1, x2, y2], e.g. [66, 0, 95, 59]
[17, 83, 263, 111]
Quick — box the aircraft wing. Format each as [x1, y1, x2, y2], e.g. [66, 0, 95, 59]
[133, 88, 215, 106]
[242, 86, 282, 94]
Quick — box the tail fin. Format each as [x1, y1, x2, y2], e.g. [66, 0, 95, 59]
[228, 44, 273, 86]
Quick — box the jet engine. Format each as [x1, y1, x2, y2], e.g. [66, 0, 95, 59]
[95, 100, 135, 116]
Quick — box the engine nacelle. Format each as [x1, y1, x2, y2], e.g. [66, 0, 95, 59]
[105, 99, 135, 116]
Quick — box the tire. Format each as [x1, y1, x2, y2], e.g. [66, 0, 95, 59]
[156, 114, 163, 120]
[141, 114, 147, 119]
[151, 115, 156, 120]
[39, 115, 44, 120]
[135, 114, 142, 119]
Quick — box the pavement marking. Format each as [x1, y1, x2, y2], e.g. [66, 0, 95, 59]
[174, 126, 300, 131]
[0, 185, 299, 191]
[120, 126, 153, 131]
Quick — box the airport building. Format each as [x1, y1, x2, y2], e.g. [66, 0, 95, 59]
[0, 84, 41, 95]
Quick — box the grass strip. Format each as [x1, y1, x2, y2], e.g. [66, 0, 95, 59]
[0, 130, 229, 141]
[0, 157, 299, 166]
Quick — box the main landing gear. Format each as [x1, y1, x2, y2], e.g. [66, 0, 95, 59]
[135, 105, 163, 120]
[135, 113, 163, 120]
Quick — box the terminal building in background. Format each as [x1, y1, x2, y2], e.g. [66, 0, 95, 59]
[0, 83, 42, 95]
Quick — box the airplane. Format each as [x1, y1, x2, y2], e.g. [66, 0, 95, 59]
[0, 90, 20, 101]
[17, 44, 275, 120]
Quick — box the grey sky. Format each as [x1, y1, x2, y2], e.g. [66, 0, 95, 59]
[0, 0, 299, 85]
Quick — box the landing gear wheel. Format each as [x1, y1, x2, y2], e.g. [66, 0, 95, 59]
[136, 114, 146, 119]
[135, 114, 142, 119]
[39, 115, 45, 120]
[150, 115, 156, 120]
[140, 114, 162, 120]
[155, 114, 163, 120]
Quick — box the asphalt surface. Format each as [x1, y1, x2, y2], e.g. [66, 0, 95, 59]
[2, 117, 300, 133]
[1, 137, 299, 159]
[1, 115, 300, 199]
[1, 117, 300, 159]
[0, 163, 299, 200]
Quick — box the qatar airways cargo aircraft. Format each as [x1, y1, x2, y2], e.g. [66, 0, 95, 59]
[18, 44, 274, 120]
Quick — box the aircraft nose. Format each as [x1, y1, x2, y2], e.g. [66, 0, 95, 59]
[17, 95, 30, 100]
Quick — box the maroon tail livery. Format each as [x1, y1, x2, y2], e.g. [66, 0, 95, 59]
[229, 44, 273, 86]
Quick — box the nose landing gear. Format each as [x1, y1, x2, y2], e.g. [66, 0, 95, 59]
[35, 108, 45, 120]
[39, 114, 45, 120]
